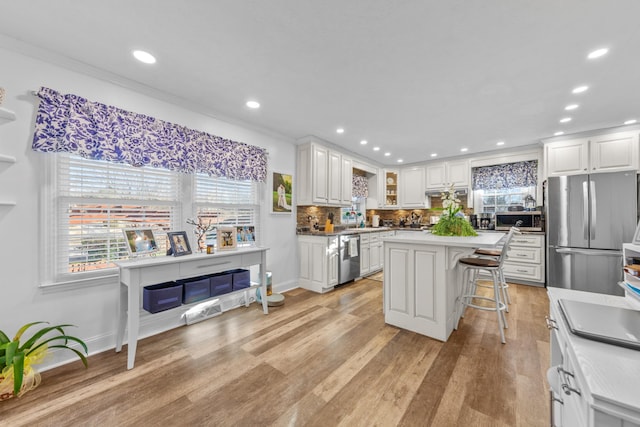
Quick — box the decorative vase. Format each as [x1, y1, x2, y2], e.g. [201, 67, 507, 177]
[0, 366, 41, 401]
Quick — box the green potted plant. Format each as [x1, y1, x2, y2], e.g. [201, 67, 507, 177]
[0, 322, 88, 400]
[431, 184, 477, 237]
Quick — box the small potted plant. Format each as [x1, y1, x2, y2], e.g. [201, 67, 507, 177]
[0, 322, 88, 400]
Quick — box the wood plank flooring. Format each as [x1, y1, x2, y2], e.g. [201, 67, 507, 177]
[0, 278, 550, 426]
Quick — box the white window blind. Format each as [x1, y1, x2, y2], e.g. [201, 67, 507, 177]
[55, 154, 181, 276]
[194, 174, 260, 247]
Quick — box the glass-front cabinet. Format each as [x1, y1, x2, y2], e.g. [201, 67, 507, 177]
[380, 169, 399, 208]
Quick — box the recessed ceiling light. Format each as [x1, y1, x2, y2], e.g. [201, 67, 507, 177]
[588, 48, 609, 59]
[132, 50, 156, 64]
[560, 117, 572, 123]
[384, 152, 391, 157]
[397, 159, 404, 163]
[460, 147, 468, 152]
[360, 140, 368, 145]
[496, 141, 505, 146]
[572, 85, 589, 94]
[554, 131, 565, 136]
[624, 119, 637, 125]
[246, 100, 260, 109]
[336, 128, 344, 134]
[430, 153, 438, 157]
[565, 104, 579, 111]
[373, 146, 380, 151]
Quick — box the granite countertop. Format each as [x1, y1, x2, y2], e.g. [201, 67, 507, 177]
[297, 227, 392, 236]
[384, 231, 506, 248]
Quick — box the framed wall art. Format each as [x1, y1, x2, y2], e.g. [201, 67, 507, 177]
[123, 229, 158, 256]
[272, 172, 292, 214]
[167, 231, 192, 256]
[236, 225, 255, 245]
[217, 226, 237, 251]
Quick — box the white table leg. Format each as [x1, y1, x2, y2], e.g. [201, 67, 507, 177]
[127, 282, 140, 369]
[260, 251, 268, 314]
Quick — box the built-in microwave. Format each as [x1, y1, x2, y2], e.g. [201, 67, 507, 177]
[495, 211, 543, 231]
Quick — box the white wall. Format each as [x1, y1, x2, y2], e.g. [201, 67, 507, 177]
[0, 46, 298, 369]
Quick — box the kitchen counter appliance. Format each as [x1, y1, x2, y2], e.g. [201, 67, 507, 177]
[547, 171, 638, 296]
[338, 234, 360, 285]
[495, 211, 542, 231]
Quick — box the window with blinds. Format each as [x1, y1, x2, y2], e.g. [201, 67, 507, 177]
[54, 154, 181, 276]
[194, 174, 260, 248]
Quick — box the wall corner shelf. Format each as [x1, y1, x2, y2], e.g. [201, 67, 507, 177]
[0, 107, 16, 124]
[0, 154, 16, 163]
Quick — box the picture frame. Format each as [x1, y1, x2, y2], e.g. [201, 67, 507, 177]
[272, 171, 292, 214]
[123, 229, 158, 256]
[217, 226, 237, 251]
[236, 225, 256, 245]
[167, 231, 192, 256]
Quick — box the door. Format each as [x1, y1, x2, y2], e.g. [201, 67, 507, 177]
[588, 171, 637, 250]
[547, 175, 589, 249]
[547, 247, 624, 296]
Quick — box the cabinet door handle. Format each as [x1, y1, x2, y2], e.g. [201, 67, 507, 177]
[545, 316, 558, 330]
[517, 269, 529, 273]
[557, 367, 581, 396]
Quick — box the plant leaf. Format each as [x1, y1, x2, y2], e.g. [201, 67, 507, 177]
[0, 330, 10, 344]
[12, 321, 48, 342]
[48, 345, 88, 368]
[19, 324, 75, 352]
[28, 335, 88, 356]
[12, 352, 25, 396]
[5, 341, 18, 369]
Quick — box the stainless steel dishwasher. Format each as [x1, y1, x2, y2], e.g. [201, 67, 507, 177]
[338, 234, 360, 284]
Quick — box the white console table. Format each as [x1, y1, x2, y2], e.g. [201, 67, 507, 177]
[115, 247, 269, 369]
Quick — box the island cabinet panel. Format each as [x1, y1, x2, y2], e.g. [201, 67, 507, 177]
[414, 250, 437, 320]
[388, 248, 409, 313]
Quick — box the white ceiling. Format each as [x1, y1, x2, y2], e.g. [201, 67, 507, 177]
[2, 1, 640, 165]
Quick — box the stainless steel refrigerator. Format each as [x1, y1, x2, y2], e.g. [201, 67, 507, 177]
[547, 171, 638, 296]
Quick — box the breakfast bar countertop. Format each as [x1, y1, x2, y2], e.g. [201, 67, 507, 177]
[384, 231, 506, 248]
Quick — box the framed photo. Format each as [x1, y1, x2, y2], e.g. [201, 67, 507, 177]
[123, 229, 158, 256]
[236, 225, 256, 245]
[167, 231, 192, 256]
[217, 226, 237, 251]
[272, 172, 292, 214]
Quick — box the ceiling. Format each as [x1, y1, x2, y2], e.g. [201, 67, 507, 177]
[2, 1, 640, 166]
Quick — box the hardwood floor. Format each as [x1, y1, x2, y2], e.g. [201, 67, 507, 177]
[0, 278, 550, 426]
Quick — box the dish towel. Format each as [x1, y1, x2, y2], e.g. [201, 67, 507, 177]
[349, 238, 358, 257]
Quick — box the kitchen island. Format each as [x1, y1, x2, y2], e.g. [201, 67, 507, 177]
[383, 231, 505, 341]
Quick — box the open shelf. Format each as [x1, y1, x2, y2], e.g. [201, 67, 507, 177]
[0, 154, 16, 163]
[0, 107, 16, 124]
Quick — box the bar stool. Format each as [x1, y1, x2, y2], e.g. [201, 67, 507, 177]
[469, 228, 520, 310]
[457, 227, 518, 343]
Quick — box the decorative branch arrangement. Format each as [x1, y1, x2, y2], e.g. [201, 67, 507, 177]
[186, 218, 216, 251]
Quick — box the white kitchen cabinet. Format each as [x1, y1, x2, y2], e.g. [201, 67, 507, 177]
[297, 142, 351, 206]
[298, 234, 339, 293]
[400, 166, 426, 208]
[503, 233, 545, 285]
[546, 287, 640, 426]
[360, 234, 371, 276]
[544, 131, 639, 177]
[426, 159, 469, 190]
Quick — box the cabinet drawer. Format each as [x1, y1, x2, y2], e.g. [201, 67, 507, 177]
[503, 262, 543, 281]
[510, 234, 543, 247]
[369, 233, 380, 243]
[360, 234, 370, 244]
[506, 247, 541, 264]
[241, 251, 262, 266]
[179, 257, 241, 278]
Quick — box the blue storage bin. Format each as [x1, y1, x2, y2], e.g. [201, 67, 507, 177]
[230, 269, 251, 291]
[143, 282, 183, 313]
[179, 276, 211, 304]
[209, 272, 233, 296]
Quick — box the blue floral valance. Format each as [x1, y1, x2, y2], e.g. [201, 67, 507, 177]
[353, 174, 368, 198]
[472, 160, 537, 190]
[32, 87, 267, 182]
